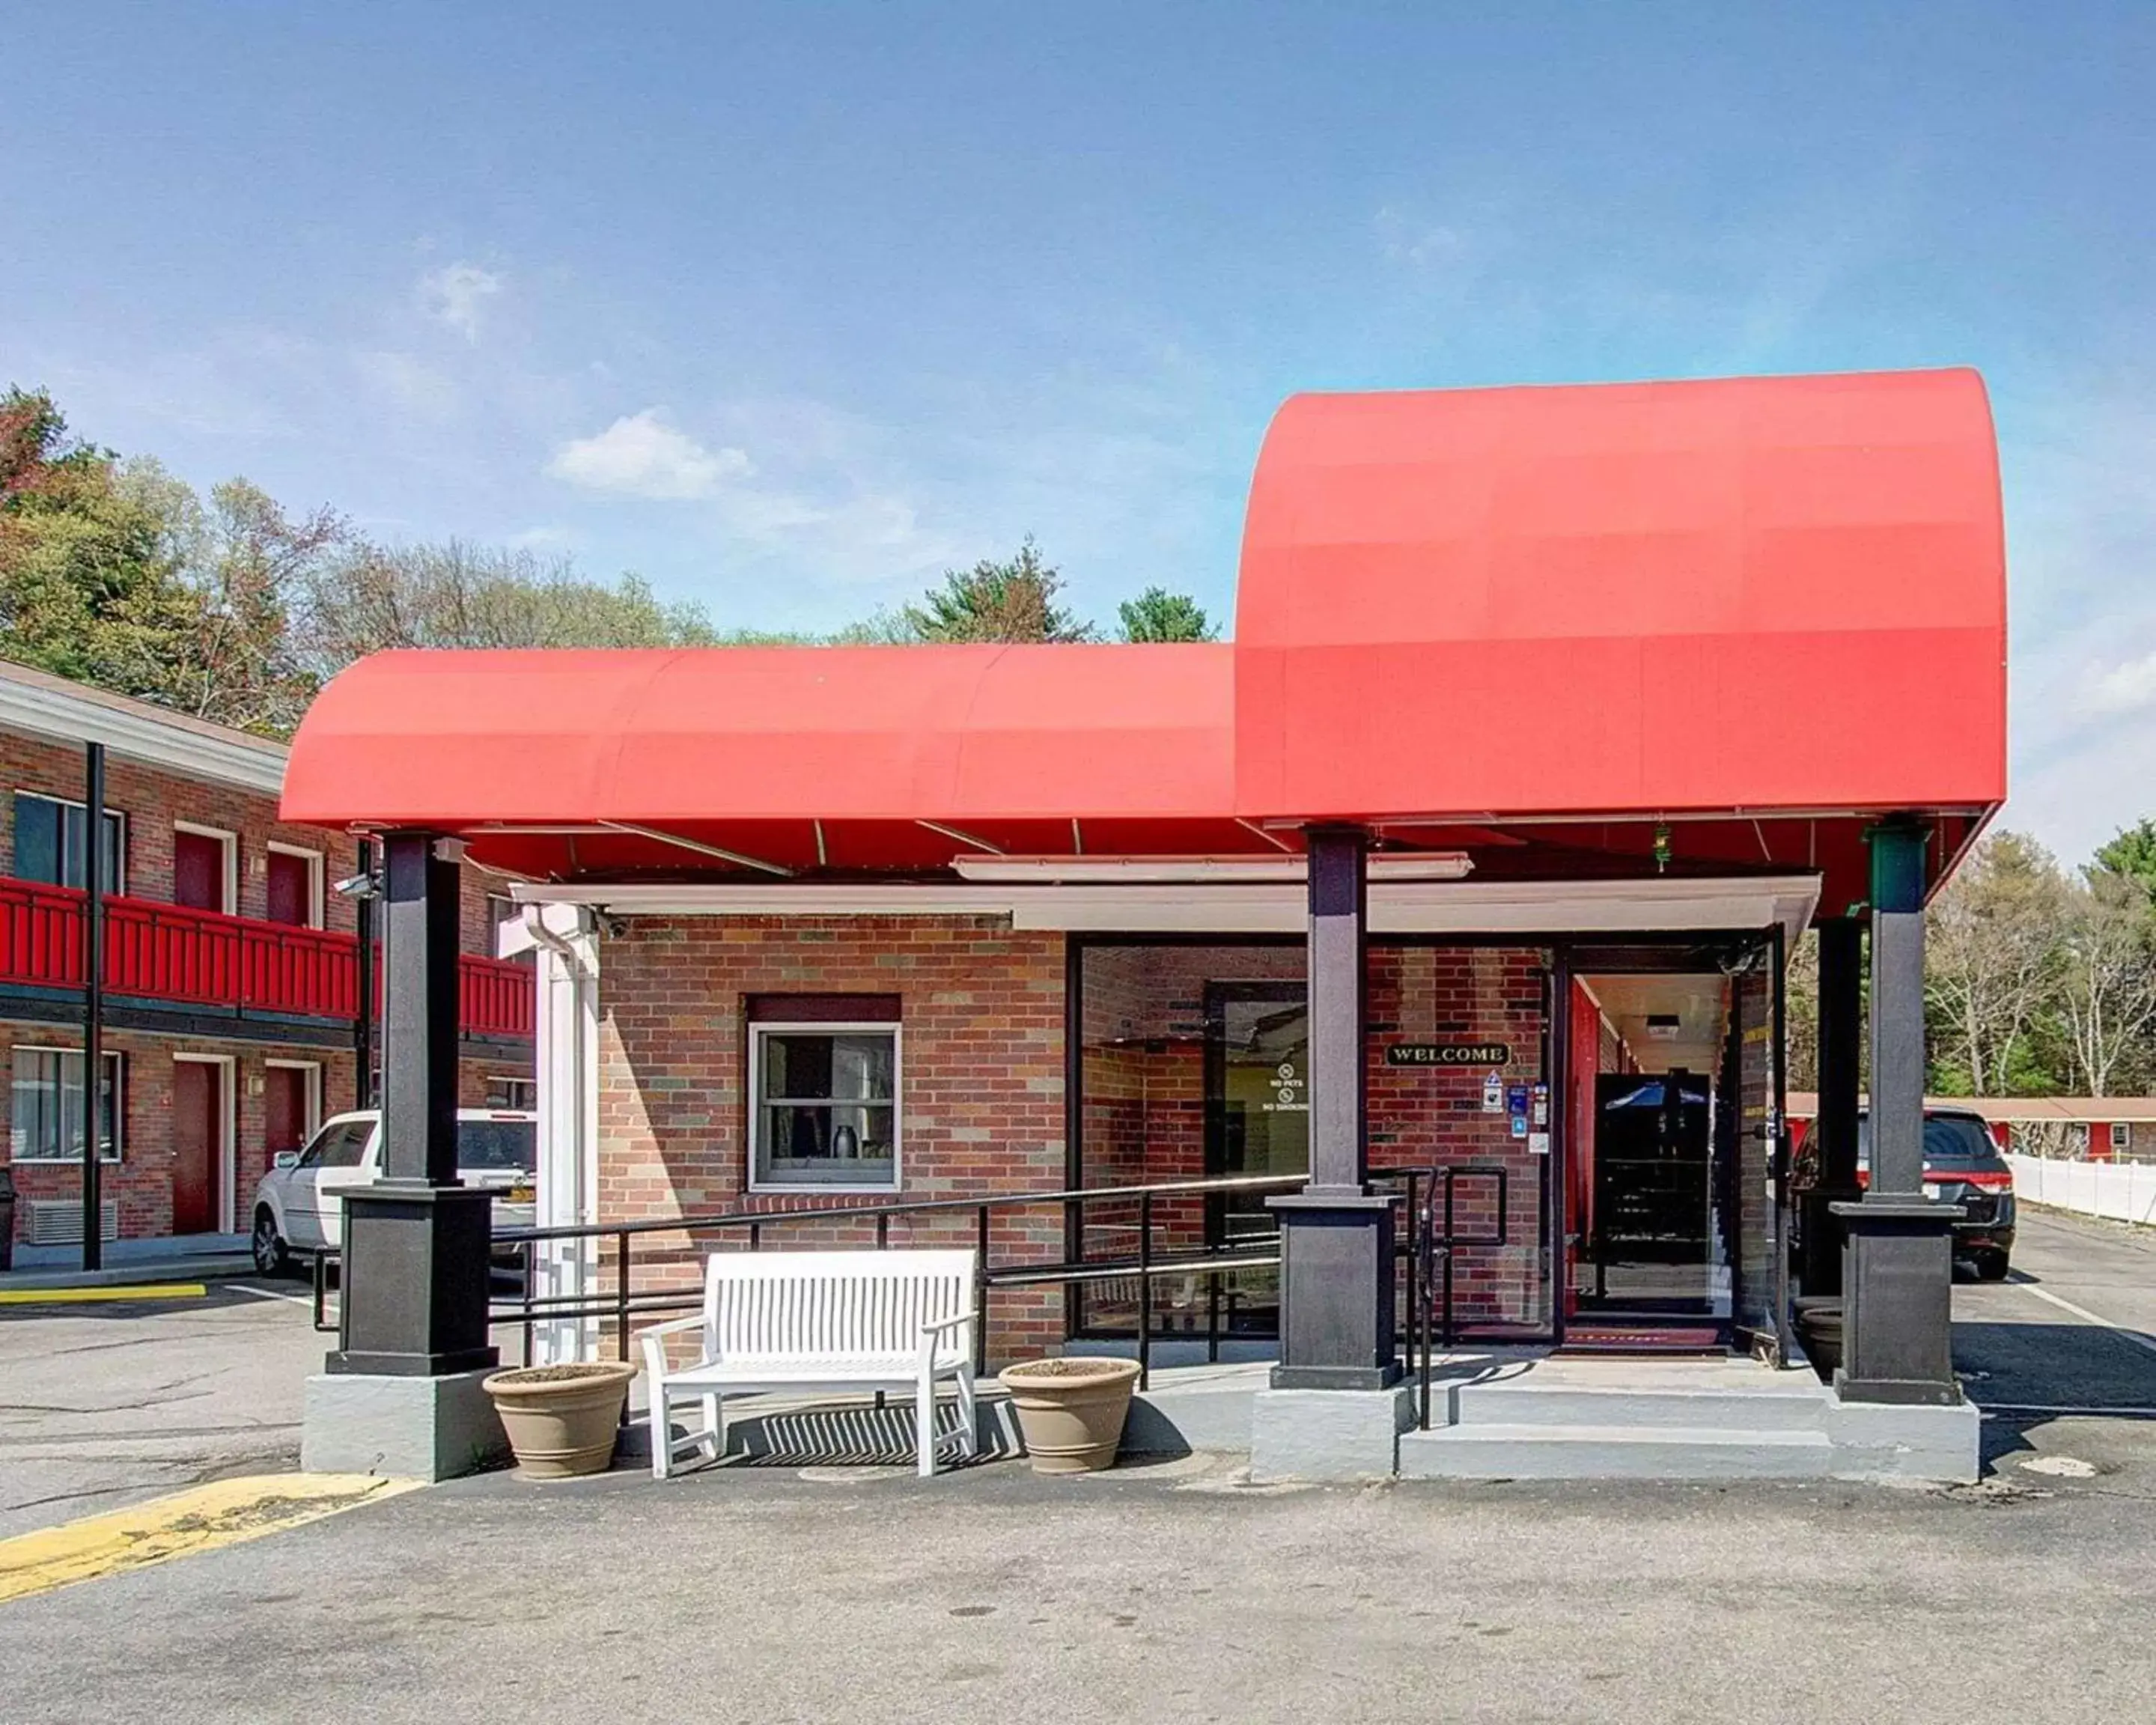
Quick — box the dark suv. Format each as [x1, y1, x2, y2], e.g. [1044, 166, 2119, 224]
[1857, 1107, 2017, 1280]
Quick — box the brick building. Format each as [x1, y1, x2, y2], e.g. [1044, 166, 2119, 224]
[0, 659, 534, 1263]
[284, 368, 2006, 1465]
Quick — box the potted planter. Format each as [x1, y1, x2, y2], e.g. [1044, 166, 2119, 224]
[999, 1357, 1142, 1474]
[483, 1361, 637, 1479]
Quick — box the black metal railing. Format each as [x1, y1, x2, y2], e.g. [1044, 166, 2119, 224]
[310, 1161, 1514, 1427]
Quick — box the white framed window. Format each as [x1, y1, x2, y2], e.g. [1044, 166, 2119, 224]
[9, 1046, 124, 1162]
[487, 1074, 537, 1111]
[749, 1022, 901, 1192]
[264, 842, 326, 929]
[173, 821, 239, 915]
[12, 791, 126, 894]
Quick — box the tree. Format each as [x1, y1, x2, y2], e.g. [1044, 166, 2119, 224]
[2056, 867, 2156, 1096]
[899, 538, 1095, 644]
[159, 475, 346, 735]
[294, 539, 727, 669]
[0, 387, 201, 698]
[1925, 833, 2069, 1095]
[1116, 586, 1219, 643]
[2095, 818, 2156, 901]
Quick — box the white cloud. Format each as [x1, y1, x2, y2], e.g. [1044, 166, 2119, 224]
[2082, 651, 2156, 717]
[546, 410, 750, 500]
[419, 263, 504, 341]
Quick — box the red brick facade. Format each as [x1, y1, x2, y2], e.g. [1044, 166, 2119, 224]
[4, 719, 532, 1253]
[595, 923, 1583, 1354]
[597, 916, 1068, 1359]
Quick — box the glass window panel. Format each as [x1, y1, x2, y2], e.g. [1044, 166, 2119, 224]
[7, 1049, 121, 1160]
[13, 794, 61, 884]
[753, 1024, 899, 1188]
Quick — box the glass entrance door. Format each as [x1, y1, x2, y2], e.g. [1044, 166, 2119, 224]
[1203, 982, 1309, 1334]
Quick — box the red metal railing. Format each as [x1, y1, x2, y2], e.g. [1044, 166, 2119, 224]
[0, 875, 532, 1038]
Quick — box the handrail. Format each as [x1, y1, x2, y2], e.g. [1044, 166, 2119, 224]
[318, 1163, 1519, 1418]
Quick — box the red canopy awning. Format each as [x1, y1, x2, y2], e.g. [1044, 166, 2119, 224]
[1236, 367, 2006, 821]
[284, 367, 2006, 902]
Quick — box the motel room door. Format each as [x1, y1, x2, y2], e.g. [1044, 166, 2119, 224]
[171, 1058, 226, 1235]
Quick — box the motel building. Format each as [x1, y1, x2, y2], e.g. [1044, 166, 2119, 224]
[282, 367, 2005, 1483]
[0, 661, 534, 1268]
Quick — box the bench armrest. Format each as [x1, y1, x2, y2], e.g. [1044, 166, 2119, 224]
[638, 1314, 704, 1379]
[921, 1312, 974, 1335]
[919, 1309, 974, 1372]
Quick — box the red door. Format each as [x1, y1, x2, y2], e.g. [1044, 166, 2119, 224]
[173, 831, 226, 913]
[171, 1060, 222, 1235]
[266, 851, 313, 925]
[264, 1065, 311, 1160]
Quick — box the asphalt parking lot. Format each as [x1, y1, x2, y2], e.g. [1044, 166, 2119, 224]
[1, 1208, 2151, 1723]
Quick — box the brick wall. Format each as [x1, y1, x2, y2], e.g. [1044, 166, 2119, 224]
[1366, 945, 1550, 1330]
[1735, 964, 1776, 1334]
[2, 726, 506, 949]
[2, 1030, 525, 1248]
[596, 915, 1067, 1361]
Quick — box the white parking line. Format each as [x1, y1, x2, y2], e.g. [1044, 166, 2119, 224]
[2013, 1281, 2156, 1357]
[222, 1283, 314, 1306]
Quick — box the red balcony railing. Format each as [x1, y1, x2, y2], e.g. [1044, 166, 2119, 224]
[0, 876, 532, 1039]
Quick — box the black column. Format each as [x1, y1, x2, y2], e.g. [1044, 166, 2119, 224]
[1801, 917, 1863, 1294]
[81, 741, 106, 1273]
[1267, 827, 1401, 1391]
[1833, 819, 1961, 1404]
[328, 831, 497, 1378]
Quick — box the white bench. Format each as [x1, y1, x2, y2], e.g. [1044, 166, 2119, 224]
[639, 1248, 980, 1479]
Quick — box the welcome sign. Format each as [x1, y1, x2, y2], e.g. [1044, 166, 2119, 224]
[1384, 1042, 1511, 1067]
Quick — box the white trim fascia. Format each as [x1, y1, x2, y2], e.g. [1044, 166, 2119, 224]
[0, 675, 286, 796]
[953, 853, 1473, 884]
[512, 874, 1824, 944]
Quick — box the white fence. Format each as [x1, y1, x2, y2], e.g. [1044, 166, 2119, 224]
[2008, 1154, 2156, 1227]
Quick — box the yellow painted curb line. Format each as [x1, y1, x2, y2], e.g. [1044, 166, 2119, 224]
[0, 1473, 420, 1606]
[0, 1283, 207, 1306]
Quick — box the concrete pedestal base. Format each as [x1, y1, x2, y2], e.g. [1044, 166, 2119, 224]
[1250, 1384, 1416, 1482]
[302, 1369, 508, 1482]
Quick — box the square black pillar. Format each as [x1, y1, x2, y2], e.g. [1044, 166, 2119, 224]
[328, 831, 498, 1378]
[1270, 827, 1401, 1391]
[1836, 819, 1960, 1405]
[1800, 917, 1863, 1295]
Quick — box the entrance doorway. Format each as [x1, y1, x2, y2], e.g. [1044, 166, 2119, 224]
[171, 1055, 234, 1235]
[1569, 973, 1735, 1337]
[1202, 981, 1308, 1334]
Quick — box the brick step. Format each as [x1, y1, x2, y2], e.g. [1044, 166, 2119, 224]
[1398, 1422, 1836, 1482]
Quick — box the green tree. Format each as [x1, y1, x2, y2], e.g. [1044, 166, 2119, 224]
[0, 386, 201, 697]
[899, 538, 1095, 644]
[1116, 586, 1219, 643]
[2095, 818, 2156, 900]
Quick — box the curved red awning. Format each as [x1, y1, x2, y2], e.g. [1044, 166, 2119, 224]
[281, 642, 1244, 873]
[1235, 367, 2006, 821]
[284, 367, 2006, 895]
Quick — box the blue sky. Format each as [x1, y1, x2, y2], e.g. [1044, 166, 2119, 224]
[5, 4, 2153, 860]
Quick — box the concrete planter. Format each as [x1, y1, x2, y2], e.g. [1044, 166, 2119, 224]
[483, 1362, 636, 1479]
[999, 1357, 1141, 1473]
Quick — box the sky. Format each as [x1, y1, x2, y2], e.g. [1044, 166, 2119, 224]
[4, 4, 2154, 862]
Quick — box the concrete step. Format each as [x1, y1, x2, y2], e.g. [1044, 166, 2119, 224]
[1447, 1382, 1831, 1435]
[1398, 1422, 1836, 1482]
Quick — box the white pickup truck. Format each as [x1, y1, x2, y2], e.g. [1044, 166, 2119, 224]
[249, 1108, 538, 1274]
